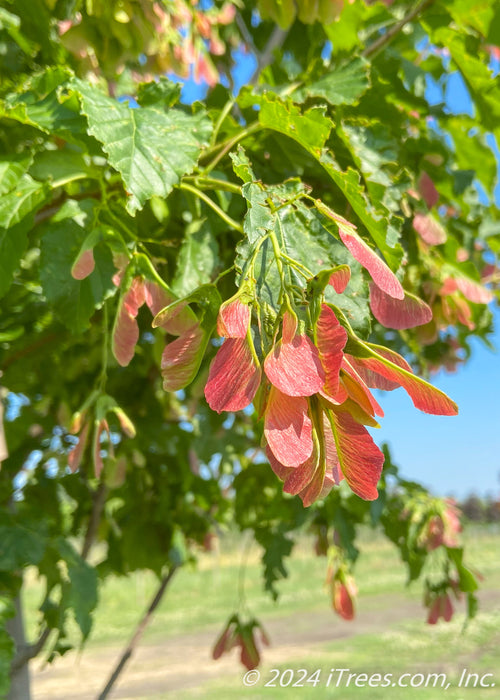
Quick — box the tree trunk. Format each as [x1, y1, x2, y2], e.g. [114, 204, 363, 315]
[6, 596, 31, 700]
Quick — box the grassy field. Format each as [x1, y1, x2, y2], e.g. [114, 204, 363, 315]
[27, 525, 500, 699]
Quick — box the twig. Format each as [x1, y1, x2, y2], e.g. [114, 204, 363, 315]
[2, 333, 61, 371]
[81, 482, 108, 560]
[10, 628, 51, 673]
[97, 567, 178, 700]
[362, 0, 435, 59]
[250, 24, 288, 85]
[179, 183, 244, 232]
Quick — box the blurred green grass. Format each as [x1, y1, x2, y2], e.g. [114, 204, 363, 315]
[23, 525, 500, 644]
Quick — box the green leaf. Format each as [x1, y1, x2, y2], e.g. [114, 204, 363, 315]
[236, 196, 371, 334]
[444, 0, 497, 37]
[319, 155, 403, 270]
[259, 96, 332, 153]
[425, 28, 500, 132]
[30, 149, 91, 187]
[281, 205, 371, 335]
[339, 123, 397, 187]
[0, 173, 48, 298]
[71, 78, 212, 215]
[171, 220, 219, 297]
[58, 540, 98, 641]
[232, 146, 274, 245]
[0, 154, 33, 195]
[445, 117, 497, 193]
[257, 94, 403, 270]
[255, 528, 293, 601]
[137, 77, 182, 108]
[0, 220, 28, 298]
[0, 517, 48, 570]
[39, 199, 116, 333]
[229, 144, 256, 184]
[297, 57, 371, 106]
[0, 173, 47, 228]
[1, 76, 94, 150]
[447, 547, 479, 593]
[486, 4, 500, 43]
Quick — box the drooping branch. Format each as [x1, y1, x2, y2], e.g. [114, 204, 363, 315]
[97, 566, 178, 700]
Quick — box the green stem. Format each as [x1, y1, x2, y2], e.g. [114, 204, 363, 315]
[269, 228, 287, 302]
[105, 206, 138, 244]
[200, 122, 261, 175]
[179, 183, 243, 233]
[99, 304, 109, 391]
[213, 264, 235, 285]
[210, 98, 236, 147]
[281, 253, 314, 279]
[246, 324, 261, 368]
[183, 175, 242, 195]
[135, 253, 172, 294]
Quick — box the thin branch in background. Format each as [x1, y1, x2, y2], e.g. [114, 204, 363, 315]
[97, 567, 178, 700]
[250, 24, 288, 85]
[81, 482, 108, 560]
[362, 0, 436, 59]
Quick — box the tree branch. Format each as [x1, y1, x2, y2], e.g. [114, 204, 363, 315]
[97, 566, 178, 700]
[362, 0, 436, 59]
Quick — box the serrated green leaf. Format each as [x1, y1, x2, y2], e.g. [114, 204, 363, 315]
[255, 528, 293, 601]
[39, 199, 116, 333]
[230, 144, 256, 184]
[71, 78, 212, 215]
[281, 205, 371, 334]
[298, 57, 371, 106]
[172, 220, 219, 297]
[259, 96, 332, 153]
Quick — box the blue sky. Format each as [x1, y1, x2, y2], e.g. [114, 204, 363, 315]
[371, 312, 500, 498]
[371, 62, 500, 498]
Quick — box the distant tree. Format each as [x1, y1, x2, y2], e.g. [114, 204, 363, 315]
[460, 494, 486, 522]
